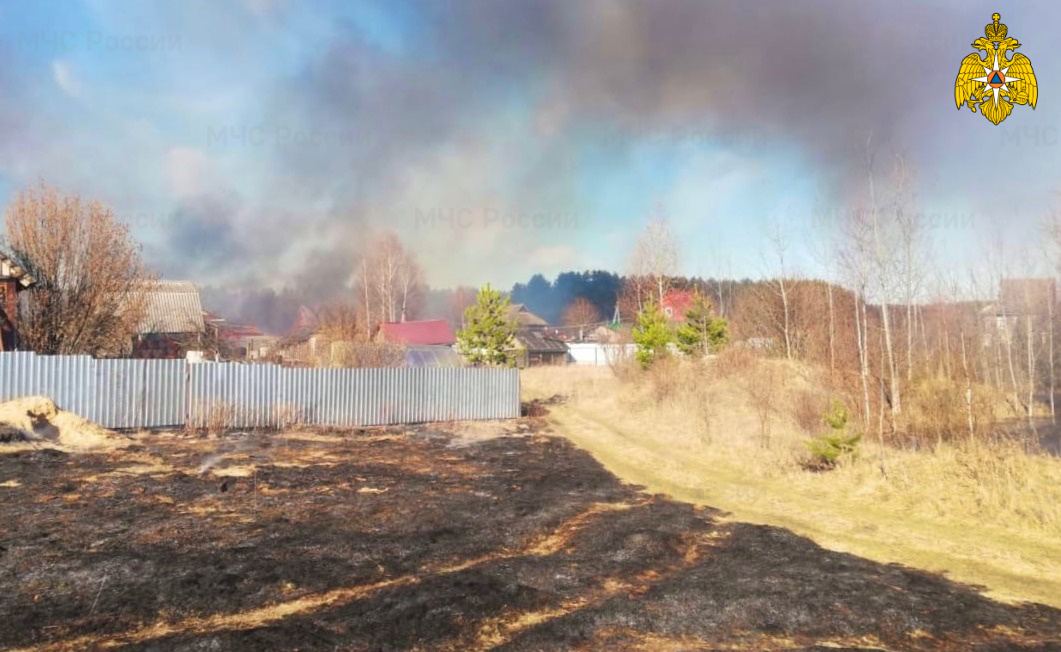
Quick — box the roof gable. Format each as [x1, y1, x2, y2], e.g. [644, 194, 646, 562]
[284, 305, 321, 341]
[506, 303, 549, 328]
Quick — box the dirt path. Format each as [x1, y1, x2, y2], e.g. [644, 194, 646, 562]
[1, 424, 1058, 650]
[550, 403, 1061, 609]
[547, 402, 1061, 610]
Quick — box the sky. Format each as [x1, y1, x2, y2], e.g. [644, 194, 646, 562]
[2, 0, 1061, 312]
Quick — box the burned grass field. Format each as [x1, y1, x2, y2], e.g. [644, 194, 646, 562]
[1, 419, 1058, 651]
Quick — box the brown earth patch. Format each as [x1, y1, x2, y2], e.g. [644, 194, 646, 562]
[0, 422, 1057, 651]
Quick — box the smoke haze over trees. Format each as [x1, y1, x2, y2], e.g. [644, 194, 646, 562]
[510, 271, 622, 325]
[6, 3, 1059, 297]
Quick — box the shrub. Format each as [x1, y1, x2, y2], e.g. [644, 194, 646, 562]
[805, 431, 862, 467]
[647, 356, 681, 402]
[743, 363, 780, 448]
[902, 376, 1003, 445]
[186, 403, 237, 437]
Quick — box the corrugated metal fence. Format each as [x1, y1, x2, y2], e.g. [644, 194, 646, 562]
[0, 352, 520, 429]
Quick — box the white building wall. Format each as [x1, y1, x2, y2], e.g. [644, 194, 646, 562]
[566, 343, 636, 366]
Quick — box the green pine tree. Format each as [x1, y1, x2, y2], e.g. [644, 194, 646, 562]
[804, 399, 862, 469]
[632, 302, 671, 368]
[456, 284, 518, 367]
[675, 292, 729, 357]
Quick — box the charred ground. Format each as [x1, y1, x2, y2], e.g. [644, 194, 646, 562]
[0, 419, 1058, 651]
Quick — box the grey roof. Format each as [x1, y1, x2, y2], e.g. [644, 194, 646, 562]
[514, 330, 568, 353]
[404, 345, 463, 367]
[138, 281, 205, 335]
[507, 303, 549, 328]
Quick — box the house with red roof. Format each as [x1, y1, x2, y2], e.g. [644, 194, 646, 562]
[661, 290, 694, 322]
[376, 319, 456, 346]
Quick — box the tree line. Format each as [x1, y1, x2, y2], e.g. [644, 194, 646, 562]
[611, 145, 1061, 448]
[5, 169, 1061, 440]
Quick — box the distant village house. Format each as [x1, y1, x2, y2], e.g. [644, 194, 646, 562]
[506, 303, 550, 330]
[661, 289, 693, 322]
[981, 278, 1057, 344]
[513, 330, 569, 366]
[505, 303, 569, 366]
[376, 320, 456, 346]
[133, 281, 205, 359]
[377, 319, 463, 367]
[204, 312, 276, 361]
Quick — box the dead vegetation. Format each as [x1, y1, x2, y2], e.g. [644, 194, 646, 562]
[185, 402, 240, 437]
[0, 396, 130, 452]
[526, 358, 1060, 525]
[0, 422, 1057, 650]
[2, 182, 154, 356]
[522, 359, 1061, 607]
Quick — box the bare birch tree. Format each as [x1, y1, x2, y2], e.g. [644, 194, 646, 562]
[893, 155, 928, 382]
[838, 204, 874, 429]
[629, 213, 680, 307]
[766, 222, 794, 360]
[562, 298, 601, 335]
[827, 279, 836, 372]
[866, 141, 900, 422]
[986, 235, 1023, 413]
[1044, 209, 1061, 422]
[808, 198, 841, 374]
[353, 231, 426, 328]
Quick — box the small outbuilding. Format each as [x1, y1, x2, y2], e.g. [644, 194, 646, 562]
[513, 330, 569, 367]
[133, 281, 206, 359]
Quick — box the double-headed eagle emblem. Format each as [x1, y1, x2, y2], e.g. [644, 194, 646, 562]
[955, 13, 1037, 125]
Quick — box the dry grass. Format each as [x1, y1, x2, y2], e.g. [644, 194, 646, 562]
[185, 403, 238, 437]
[523, 360, 1061, 607]
[793, 389, 829, 434]
[527, 358, 823, 476]
[0, 396, 130, 452]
